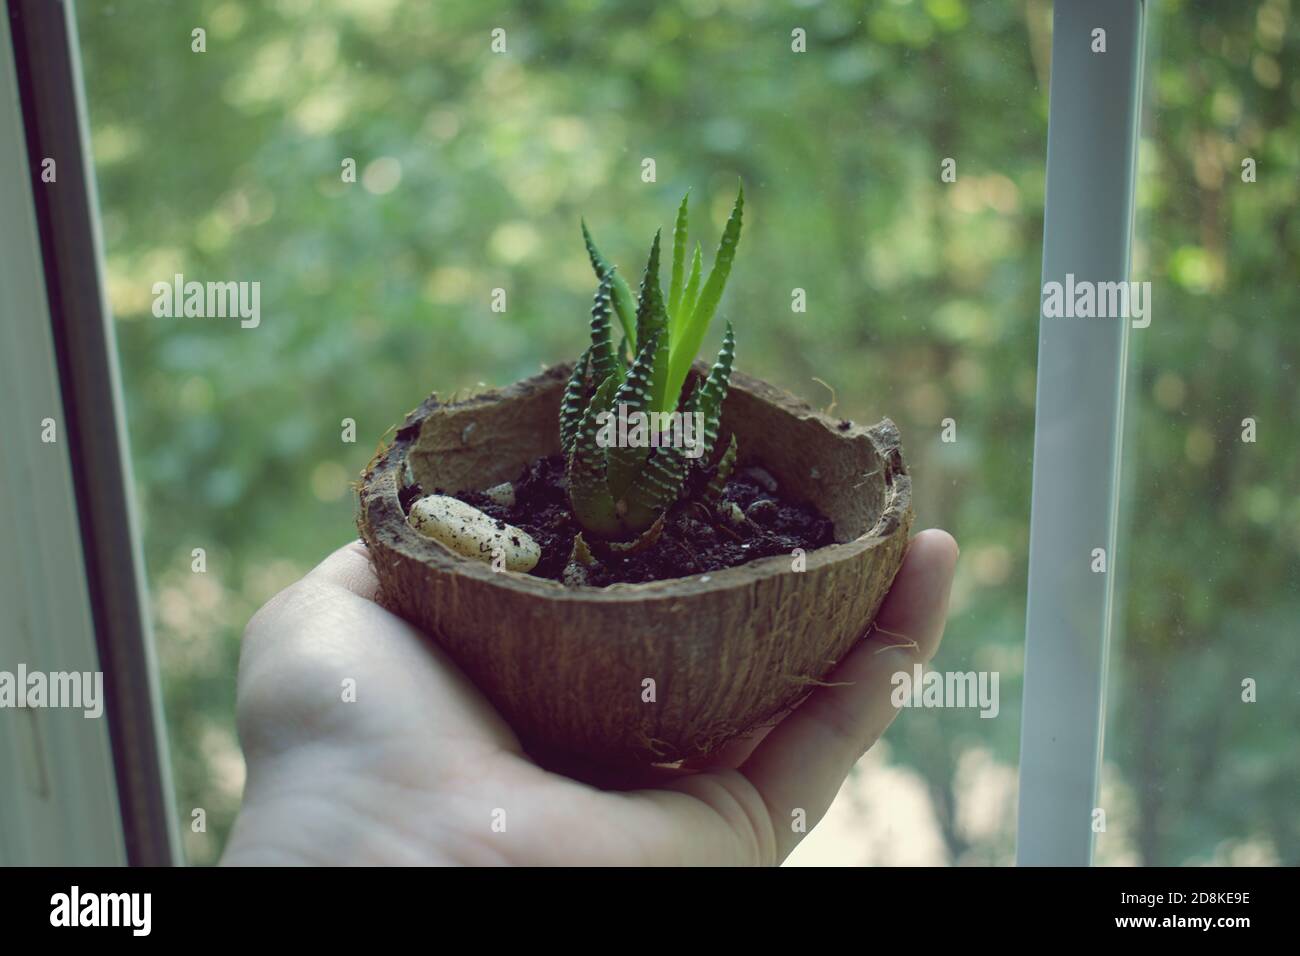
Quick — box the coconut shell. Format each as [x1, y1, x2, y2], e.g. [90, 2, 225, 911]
[357, 363, 913, 765]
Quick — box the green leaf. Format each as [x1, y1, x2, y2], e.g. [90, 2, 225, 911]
[678, 241, 703, 334]
[589, 271, 619, 386]
[620, 443, 688, 534]
[631, 231, 673, 412]
[635, 229, 668, 355]
[704, 433, 738, 502]
[666, 184, 743, 409]
[559, 347, 590, 456]
[648, 323, 672, 416]
[687, 321, 735, 463]
[667, 191, 690, 325]
[581, 219, 637, 345]
[605, 330, 661, 499]
[565, 373, 622, 538]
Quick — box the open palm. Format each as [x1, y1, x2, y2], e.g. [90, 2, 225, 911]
[222, 531, 957, 866]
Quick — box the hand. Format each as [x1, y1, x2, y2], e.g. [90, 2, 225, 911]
[222, 530, 958, 866]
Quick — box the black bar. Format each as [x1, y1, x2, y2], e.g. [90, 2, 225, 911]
[0, 866, 1282, 938]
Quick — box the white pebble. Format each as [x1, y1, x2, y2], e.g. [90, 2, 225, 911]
[407, 494, 539, 572]
[483, 481, 516, 507]
[742, 466, 779, 493]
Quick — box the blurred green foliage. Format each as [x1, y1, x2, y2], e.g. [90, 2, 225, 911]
[74, 0, 1297, 865]
[1106, 0, 1300, 867]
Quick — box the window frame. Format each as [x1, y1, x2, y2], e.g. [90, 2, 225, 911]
[1, 0, 178, 866]
[1015, 0, 1147, 866]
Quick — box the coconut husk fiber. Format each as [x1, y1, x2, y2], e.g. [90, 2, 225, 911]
[357, 362, 913, 765]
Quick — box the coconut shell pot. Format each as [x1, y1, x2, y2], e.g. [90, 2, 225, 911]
[357, 362, 913, 765]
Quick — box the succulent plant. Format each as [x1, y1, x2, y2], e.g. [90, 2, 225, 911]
[560, 186, 744, 544]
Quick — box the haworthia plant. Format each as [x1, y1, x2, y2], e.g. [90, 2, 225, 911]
[667, 183, 742, 408]
[562, 186, 744, 542]
[581, 220, 637, 351]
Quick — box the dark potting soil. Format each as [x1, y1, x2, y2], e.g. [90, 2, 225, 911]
[420, 454, 834, 586]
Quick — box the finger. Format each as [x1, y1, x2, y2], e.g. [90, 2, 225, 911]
[238, 538, 523, 760]
[303, 539, 381, 600]
[738, 528, 958, 859]
[679, 723, 773, 772]
[243, 541, 381, 645]
[527, 744, 695, 790]
[681, 530, 958, 773]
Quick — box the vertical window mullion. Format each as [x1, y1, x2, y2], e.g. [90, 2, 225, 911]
[4, 0, 178, 866]
[1016, 0, 1147, 866]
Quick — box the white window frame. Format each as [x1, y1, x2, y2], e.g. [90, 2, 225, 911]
[0, 0, 178, 866]
[1016, 0, 1147, 865]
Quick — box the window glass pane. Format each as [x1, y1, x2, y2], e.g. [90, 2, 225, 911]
[76, 1, 1047, 864]
[1102, 1, 1300, 865]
